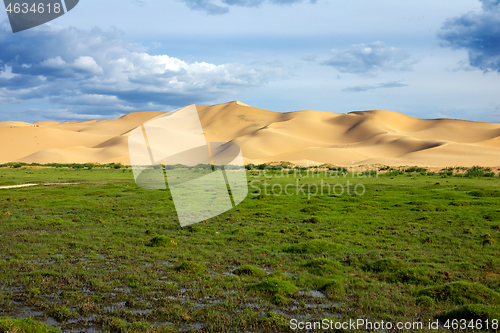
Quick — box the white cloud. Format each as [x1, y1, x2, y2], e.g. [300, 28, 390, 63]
[0, 24, 288, 119]
[0, 65, 16, 79]
[438, 0, 500, 72]
[342, 81, 408, 92]
[323, 41, 418, 74]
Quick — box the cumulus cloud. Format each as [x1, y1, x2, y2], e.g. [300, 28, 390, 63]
[178, 0, 316, 15]
[0, 23, 287, 120]
[342, 81, 408, 92]
[438, 0, 500, 72]
[322, 42, 417, 74]
[480, 0, 500, 10]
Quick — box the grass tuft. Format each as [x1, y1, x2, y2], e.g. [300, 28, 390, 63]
[283, 239, 343, 254]
[0, 317, 60, 333]
[233, 265, 266, 277]
[387, 268, 434, 285]
[319, 278, 345, 299]
[366, 258, 404, 273]
[302, 216, 322, 223]
[418, 282, 500, 305]
[48, 305, 78, 323]
[303, 258, 341, 276]
[439, 304, 500, 322]
[147, 235, 177, 247]
[174, 261, 206, 274]
[248, 277, 298, 296]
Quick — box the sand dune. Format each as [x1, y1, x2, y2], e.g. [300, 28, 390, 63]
[1, 101, 500, 167]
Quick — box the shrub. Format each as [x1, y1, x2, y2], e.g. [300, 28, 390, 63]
[405, 166, 427, 174]
[233, 265, 266, 277]
[418, 282, 500, 305]
[385, 170, 403, 177]
[465, 166, 488, 178]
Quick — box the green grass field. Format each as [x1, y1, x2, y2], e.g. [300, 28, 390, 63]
[0, 165, 500, 332]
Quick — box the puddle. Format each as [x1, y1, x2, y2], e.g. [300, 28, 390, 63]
[192, 299, 223, 309]
[299, 290, 326, 298]
[151, 321, 175, 327]
[156, 277, 176, 284]
[156, 260, 174, 267]
[110, 287, 132, 296]
[103, 301, 126, 312]
[240, 302, 263, 309]
[179, 322, 204, 331]
[288, 301, 341, 315]
[44, 317, 61, 327]
[61, 328, 101, 333]
[129, 308, 154, 315]
[76, 288, 92, 296]
[14, 307, 44, 318]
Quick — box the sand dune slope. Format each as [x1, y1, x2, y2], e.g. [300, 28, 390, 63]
[1, 101, 500, 167]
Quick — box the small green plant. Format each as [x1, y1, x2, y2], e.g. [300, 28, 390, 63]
[270, 293, 293, 305]
[28, 287, 41, 296]
[48, 305, 78, 323]
[102, 316, 127, 332]
[262, 311, 289, 328]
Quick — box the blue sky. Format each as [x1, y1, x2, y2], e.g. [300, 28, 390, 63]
[0, 0, 499, 122]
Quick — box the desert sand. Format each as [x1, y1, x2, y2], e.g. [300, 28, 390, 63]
[1, 101, 500, 167]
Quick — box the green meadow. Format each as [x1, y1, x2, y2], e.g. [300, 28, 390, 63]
[0, 164, 500, 332]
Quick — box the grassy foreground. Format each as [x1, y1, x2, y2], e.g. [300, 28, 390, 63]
[0, 165, 499, 332]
